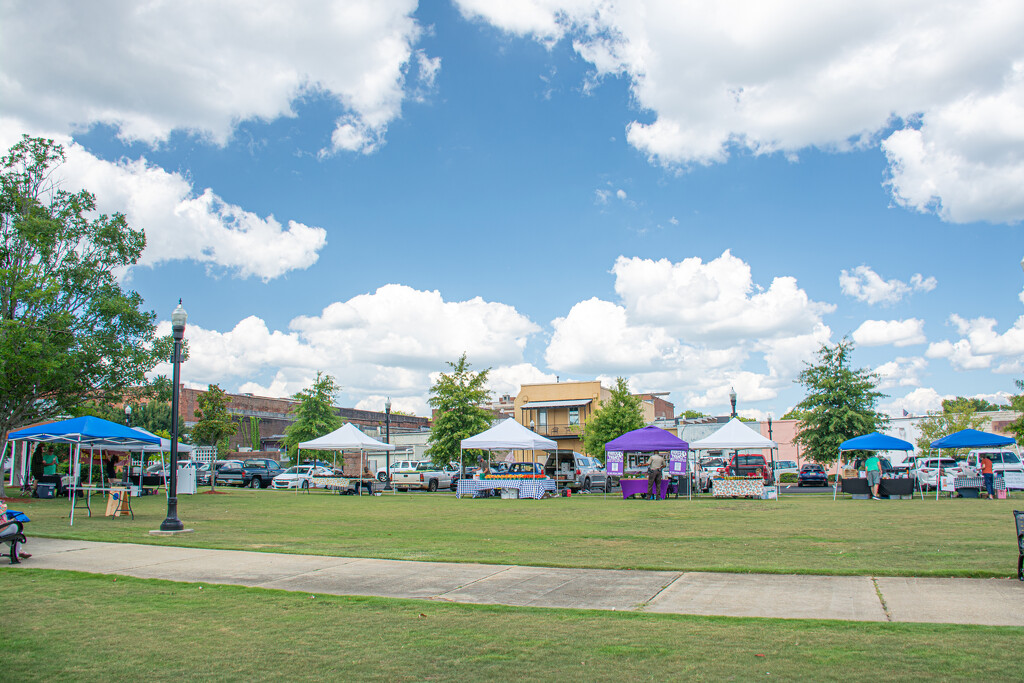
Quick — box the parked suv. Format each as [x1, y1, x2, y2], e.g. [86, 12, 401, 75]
[964, 449, 1024, 490]
[543, 451, 610, 492]
[910, 457, 962, 491]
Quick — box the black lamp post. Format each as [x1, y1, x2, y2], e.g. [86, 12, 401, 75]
[729, 387, 737, 418]
[384, 397, 392, 490]
[767, 414, 773, 441]
[160, 300, 187, 532]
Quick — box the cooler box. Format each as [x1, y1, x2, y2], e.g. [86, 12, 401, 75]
[36, 483, 55, 498]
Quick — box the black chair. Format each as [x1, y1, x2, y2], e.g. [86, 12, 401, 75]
[1015, 510, 1024, 581]
[0, 511, 29, 564]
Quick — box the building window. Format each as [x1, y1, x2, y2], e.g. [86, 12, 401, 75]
[568, 407, 579, 426]
[537, 409, 547, 428]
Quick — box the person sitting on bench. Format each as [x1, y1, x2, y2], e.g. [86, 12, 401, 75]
[358, 466, 375, 495]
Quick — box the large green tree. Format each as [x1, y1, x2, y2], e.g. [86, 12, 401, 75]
[426, 354, 492, 466]
[582, 377, 646, 459]
[0, 136, 170, 495]
[192, 384, 237, 448]
[915, 397, 988, 457]
[282, 372, 343, 463]
[793, 339, 886, 466]
[1006, 380, 1024, 445]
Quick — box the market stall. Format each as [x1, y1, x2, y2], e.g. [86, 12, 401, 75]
[689, 419, 777, 499]
[834, 432, 916, 501]
[4, 416, 160, 525]
[929, 429, 1017, 500]
[458, 419, 557, 499]
[604, 425, 688, 500]
[297, 423, 395, 495]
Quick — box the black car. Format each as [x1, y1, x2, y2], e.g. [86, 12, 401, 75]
[797, 464, 829, 487]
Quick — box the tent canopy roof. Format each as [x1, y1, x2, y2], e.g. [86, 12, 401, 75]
[461, 418, 557, 451]
[840, 432, 914, 452]
[299, 423, 395, 451]
[930, 428, 1015, 450]
[8, 416, 161, 447]
[688, 418, 775, 450]
[605, 425, 688, 452]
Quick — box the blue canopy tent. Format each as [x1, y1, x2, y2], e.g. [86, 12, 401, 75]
[834, 432, 915, 500]
[928, 429, 1017, 499]
[6, 416, 160, 525]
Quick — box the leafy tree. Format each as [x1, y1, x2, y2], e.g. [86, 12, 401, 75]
[793, 339, 886, 466]
[0, 136, 171, 496]
[1006, 380, 1024, 445]
[426, 354, 492, 466]
[917, 397, 990, 457]
[679, 410, 710, 419]
[942, 396, 1007, 413]
[282, 372, 343, 463]
[781, 408, 810, 421]
[582, 377, 646, 459]
[192, 384, 237, 448]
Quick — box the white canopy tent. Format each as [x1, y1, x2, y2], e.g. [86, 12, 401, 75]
[688, 418, 779, 498]
[298, 423, 395, 495]
[460, 418, 557, 474]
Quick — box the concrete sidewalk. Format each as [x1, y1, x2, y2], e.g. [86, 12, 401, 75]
[12, 538, 1024, 626]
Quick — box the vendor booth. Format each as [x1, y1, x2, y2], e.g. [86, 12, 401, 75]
[457, 419, 557, 499]
[834, 432, 916, 501]
[604, 425, 688, 500]
[5, 416, 160, 525]
[129, 428, 196, 495]
[297, 423, 395, 495]
[929, 429, 1017, 500]
[689, 419, 778, 499]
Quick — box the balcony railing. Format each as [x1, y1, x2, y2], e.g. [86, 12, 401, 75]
[531, 423, 582, 438]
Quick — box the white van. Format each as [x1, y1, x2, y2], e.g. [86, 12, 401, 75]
[964, 449, 1024, 490]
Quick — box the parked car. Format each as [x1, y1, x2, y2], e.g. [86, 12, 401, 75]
[772, 460, 799, 480]
[698, 457, 728, 492]
[963, 449, 1024, 490]
[909, 457, 962, 491]
[197, 460, 243, 486]
[797, 463, 829, 487]
[390, 461, 453, 492]
[240, 458, 284, 489]
[376, 459, 423, 482]
[271, 465, 333, 489]
[483, 462, 547, 479]
[726, 454, 773, 485]
[543, 451, 610, 491]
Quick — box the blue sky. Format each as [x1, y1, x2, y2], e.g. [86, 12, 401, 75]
[2, 0, 1023, 418]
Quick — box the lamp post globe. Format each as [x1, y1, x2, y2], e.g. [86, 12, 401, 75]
[160, 299, 187, 532]
[124, 403, 132, 427]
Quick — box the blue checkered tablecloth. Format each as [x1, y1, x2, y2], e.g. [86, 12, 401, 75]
[954, 475, 1006, 491]
[456, 478, 556, 499]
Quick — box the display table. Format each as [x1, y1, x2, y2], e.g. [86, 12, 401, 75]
[620, 478, 670, 500]
[841, 477, 914, 498]
[712, 479, 764, 498]
[456, 479, 555, 500]
[308, 476, 382, 495]
[954, 475, 1006, 492]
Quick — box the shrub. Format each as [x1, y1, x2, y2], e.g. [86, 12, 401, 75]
[779, 473, 798, 483]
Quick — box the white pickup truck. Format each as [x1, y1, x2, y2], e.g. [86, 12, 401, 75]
[963, 449, 1024, 490]
[390, 461, 455, 492]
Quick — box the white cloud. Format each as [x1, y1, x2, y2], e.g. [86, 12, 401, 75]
[874, 356, 928, 389]
[926, 314, 1024, 372]
[880, 387, 946, 416]
[545, 251, 834, 412]
[0, 0, 427, 154]
[154, 284, 543, 406]
[852, 319, 926, 347]
[455, 0, 1024, 223]
[839, 265, 937, 305]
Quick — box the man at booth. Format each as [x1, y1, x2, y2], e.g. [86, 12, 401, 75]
[865, 454, 881, 500]
[647, 453, 665, 500]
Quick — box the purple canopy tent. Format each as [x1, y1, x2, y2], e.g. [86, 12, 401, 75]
[605, 426, 689, 499]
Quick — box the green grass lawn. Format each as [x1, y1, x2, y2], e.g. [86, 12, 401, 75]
[8, 488, 1022, 577]
[1, 570, 1020, 682]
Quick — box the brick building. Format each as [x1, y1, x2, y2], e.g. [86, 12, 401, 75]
[179, 386, 429, 453]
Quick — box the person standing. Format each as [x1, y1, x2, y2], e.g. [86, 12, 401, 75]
[42, 450, 58, 477]
[864, 454, 882, 499]
[647, 453, 665, 500]
[105, 455, 119, 485]
[980, 453, 995, 499]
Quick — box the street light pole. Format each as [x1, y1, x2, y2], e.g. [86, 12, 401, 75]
[384, 397, 392, 490]
[125, 404, 132, 427]
[160, 300, 187, 532]
[729, 387, 737, 418]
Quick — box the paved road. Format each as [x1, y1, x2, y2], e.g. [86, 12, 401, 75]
[12, 538, 1023, 626]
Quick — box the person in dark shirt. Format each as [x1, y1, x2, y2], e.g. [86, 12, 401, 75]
[105, 455, 119, 485]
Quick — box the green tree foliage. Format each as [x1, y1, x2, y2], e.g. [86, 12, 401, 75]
[1006, 380, 1024, 445]
[426, 354, 492, 466]
[282, 372, 343, 463]
[781, 408, 810, 421]
[0, 136, 171, 495]
[942, 396, 1007, 413]
[793, 339, 886, 466]
[582, 377, 646, 459]
[192, 384, 237, 448]
[916, 397, 990, 457]
[679, 410, 710, 419]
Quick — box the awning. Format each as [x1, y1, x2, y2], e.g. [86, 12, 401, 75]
[520, 399, 593, 409]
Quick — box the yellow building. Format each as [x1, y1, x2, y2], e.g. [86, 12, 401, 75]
[514, 380, 659, 455]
